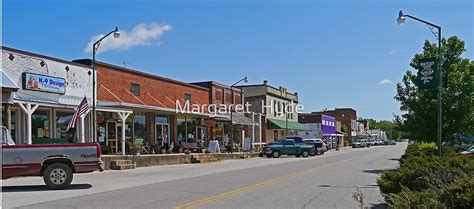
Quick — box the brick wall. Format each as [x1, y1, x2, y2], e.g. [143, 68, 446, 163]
[96, 62, 209, 109]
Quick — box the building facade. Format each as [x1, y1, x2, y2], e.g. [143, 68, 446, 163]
[298, 113, 344, 148]
[316, 108, 357, 144]
[191, 81, 260, 149]
[2, 47, 93, 145]
[242, 80, 309, 142]
[74, 59, 211, 154]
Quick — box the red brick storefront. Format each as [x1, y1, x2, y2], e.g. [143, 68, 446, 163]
[74, 59, 210, 153]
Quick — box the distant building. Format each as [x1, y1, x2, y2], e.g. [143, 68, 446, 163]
[242, 80, 309, 142]
[298, 112, 345, 148]
[313, 108, 357, 144]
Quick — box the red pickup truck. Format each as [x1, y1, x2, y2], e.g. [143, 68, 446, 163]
[1, 127, 103, 189]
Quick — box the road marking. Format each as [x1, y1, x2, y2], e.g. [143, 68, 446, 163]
[173, 156, 359, 209]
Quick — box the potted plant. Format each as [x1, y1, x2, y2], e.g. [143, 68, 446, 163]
[128, 141, 143, 156]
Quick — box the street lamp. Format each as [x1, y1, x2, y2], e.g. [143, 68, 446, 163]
[230, 76, 248, 154]
[397, 10, 443, 156]
[92, 27, 120, 142]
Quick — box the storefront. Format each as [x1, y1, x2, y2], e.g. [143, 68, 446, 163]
[2, 47, 93, 144]
[74, 59, 213, 154]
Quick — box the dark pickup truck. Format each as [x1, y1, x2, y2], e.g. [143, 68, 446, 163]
[263, 139, 315, 158]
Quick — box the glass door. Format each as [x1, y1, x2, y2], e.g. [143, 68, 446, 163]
[155, 124, 169, 146]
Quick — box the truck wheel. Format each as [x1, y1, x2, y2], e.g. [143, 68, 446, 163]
[265, 154, 272, 158]
[302, 150, 309, 158]
[43, 163, 73, 190]
[309, 150, 316, 156]
[272, 151, 281, 158]
[295, 154, 301, 158]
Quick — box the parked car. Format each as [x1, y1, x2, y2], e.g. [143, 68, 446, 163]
[460, 146, 474, 155]
[284, 136, 303, 143]
[369, 140, 376, 146]
[386, 140, 396, 145]
[1, 126, 103, 189]
[442, 142, 473, 153]
[302, 139, 326, 155]
[375, 140, 384, 146]
[352, 139, 370, 148]
[263, 139, 315, 158]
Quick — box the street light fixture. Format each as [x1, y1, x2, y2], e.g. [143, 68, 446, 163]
[396, 10, 443, 156]
[91, 27, 120, 143]
[230, 76, 248, 154]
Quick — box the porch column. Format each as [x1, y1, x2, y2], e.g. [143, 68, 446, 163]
[79, 110, 91, 143]
[258, 113, 262, 143]
[118, 112, 131, 156]
[17, 102, 39, 144]
[251, 113, 255, 143]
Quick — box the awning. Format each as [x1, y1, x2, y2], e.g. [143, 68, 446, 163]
[1, 71, 19, 91]
[210, 113, 258, 126]
[267, 118, 311, 131]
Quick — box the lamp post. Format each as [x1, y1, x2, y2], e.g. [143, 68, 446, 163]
[230, 77, 248, 154]
[397, 11, 443, 156]
[92, 27, 120, 143]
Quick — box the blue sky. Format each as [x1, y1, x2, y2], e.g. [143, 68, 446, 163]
[3, 0, 472, 120]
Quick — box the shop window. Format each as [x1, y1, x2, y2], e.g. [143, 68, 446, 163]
[184, 93, 192, 103]
[176, 117, 196, 143]
[56, 111, 74, 139]
[32, 109, 50, 139]
[130, 83, 140, 96]
[214, 88, 223, 103]
[133, 113, 147, 143]
[235, 93, 241, 104]
[177, 118, 186, 142]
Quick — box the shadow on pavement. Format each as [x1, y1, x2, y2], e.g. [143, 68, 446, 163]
[318, 184, 378, 189]
[2, 184, 92, 193]
[370, 202, 388, 209]
[363, 169, 385, 174]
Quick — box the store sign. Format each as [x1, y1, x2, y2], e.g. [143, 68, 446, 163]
[415, 58, 438, 90]
[22, 72, 66, 94]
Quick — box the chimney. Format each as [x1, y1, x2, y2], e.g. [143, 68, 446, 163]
[263, 80, 268, 85]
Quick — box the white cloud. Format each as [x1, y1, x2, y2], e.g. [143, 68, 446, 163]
[84, 23, 172, 53]
[379, 79, 392, 85]
[388, 50, 397, 55]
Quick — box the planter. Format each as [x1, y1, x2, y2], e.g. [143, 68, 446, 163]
[129, 147, 139, 155]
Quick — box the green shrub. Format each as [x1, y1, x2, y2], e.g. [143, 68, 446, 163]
[437, 173, 474, 209]
[378, 144, 474, 208]
[386, 187, 441, 209]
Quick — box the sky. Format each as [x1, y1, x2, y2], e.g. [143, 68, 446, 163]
[3, 0, 473, 120]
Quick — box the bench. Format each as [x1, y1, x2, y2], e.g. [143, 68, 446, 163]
[181, 142, 204, 153]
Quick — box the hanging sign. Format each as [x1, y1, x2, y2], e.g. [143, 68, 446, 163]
[415, 58, 438, 90]
[22, 72, 66, 94]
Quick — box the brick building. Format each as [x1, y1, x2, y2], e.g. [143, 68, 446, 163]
[313, 108, 358, 144]
[74, 59, 210, 154]
[191, 81, 261, 149]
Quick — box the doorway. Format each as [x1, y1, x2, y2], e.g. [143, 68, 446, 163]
[155, 124, 169, 146]
[106, 120, 118, 154]
[196, 126, 207, 146]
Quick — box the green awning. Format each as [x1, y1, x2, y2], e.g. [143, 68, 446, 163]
[267, 118, 311, 131]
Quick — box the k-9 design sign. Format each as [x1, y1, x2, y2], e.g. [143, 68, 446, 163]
[22, 72, 66, 94]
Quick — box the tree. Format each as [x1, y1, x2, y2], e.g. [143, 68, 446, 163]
[395, 36, 474, 143]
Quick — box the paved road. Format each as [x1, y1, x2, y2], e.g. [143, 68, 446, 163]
[2, 143, 407, 209]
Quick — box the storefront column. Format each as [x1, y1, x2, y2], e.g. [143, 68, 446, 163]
[5, 104, 11, 130]
[17, 102, 39, 144]
[118, 112, 131, 156]
[79, 110, 91, 143]
[251, 113, 255, 143]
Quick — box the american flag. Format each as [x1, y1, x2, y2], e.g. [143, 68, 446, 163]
[67, 97, 90, 130]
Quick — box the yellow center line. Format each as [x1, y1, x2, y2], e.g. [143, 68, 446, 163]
[173, 156, 360, 209]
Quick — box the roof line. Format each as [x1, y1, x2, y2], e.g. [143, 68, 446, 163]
[2, 46, 92, 69]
